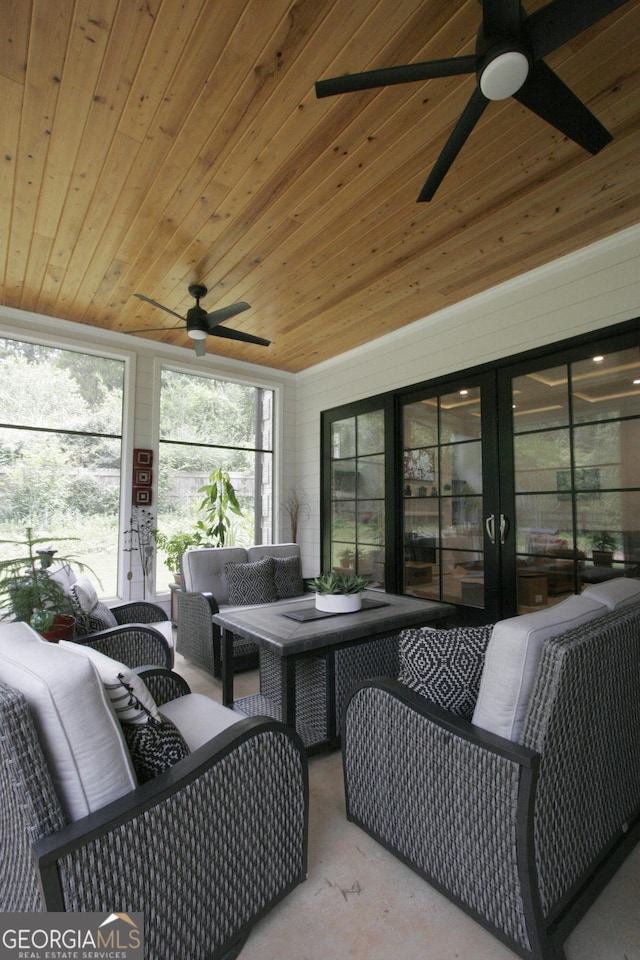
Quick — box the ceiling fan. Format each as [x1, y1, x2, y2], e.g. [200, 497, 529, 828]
[130, 284, 271, 356]
[315, 0, 628, 202]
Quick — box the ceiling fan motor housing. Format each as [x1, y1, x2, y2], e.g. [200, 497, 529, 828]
[186, 305, 208, 339]
[186, 284, 209, 339]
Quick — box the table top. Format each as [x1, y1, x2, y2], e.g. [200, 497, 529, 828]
[213, 591, 454, 656]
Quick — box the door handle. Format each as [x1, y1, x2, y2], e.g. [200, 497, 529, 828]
[500, 514, 510, 544]
[485, 514, 495, 544]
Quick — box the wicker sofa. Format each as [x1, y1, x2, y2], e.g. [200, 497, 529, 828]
[177, 543, 306, 675]
[342, 579, 640, 960]
[0, 622, 308, 960]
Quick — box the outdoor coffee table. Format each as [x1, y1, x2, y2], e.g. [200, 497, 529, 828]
[214, 591, 453, 752]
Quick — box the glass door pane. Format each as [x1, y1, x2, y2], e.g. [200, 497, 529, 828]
[508, 346, 640, 614]
[403, 384, 489, 611]
[328, 410, 386, 588]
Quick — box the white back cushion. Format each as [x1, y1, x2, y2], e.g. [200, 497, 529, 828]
[472, 595, 607, 741]
[582, 578, 640, 610]
[246, 543, 300, 562]
[181, 547, 248, 601]
[0, 623, 136, 821]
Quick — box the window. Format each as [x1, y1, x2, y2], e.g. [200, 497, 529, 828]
[0, 337, 125, 595]
[155, 368, 273, 589]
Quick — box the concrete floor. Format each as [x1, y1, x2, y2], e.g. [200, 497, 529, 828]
[175, 653, 640, 960]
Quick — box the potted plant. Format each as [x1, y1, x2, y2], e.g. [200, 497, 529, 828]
[153, 530, 202, 583]
[310, 571, 369, 613]
[587, 530, 618, 567]
[337, 548, 356, 571]
[0, 527, 86, 640]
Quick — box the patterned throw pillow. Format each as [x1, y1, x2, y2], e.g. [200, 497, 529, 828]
[119, 701, 190, 783]
[68, 577, 118, 636]
[226, 557, 278, 605]
[267, 555, 304, 599]
[399, 625, 494, 719]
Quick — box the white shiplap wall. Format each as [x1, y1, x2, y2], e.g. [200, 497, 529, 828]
[293, 224, 640, 578]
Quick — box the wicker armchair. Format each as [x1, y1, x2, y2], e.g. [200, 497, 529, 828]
[342, 602, 640, 960]
[0, 664, 308, 960]
[47, 561, 175, 665]
[74, 622, 173, 669]
[109, 599, 168, 626]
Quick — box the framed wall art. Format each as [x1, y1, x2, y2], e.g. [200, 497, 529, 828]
[134, 468, 151, 486]
[134, 448, 153, 467]
[133, 487, 152, 506]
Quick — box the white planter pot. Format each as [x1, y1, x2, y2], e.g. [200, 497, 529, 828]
[315, 593, 362, 614]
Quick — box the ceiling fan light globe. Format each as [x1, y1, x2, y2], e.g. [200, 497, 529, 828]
[479, 50, 529, 100]
[188, 328, 207, 340]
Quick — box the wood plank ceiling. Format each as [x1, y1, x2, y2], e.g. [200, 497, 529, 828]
[1, 0, 639, 373]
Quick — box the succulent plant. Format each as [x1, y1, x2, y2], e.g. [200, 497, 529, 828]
[310, 571, 369, 595]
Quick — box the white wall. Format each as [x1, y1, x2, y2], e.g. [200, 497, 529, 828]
[293, 224, 640, 577]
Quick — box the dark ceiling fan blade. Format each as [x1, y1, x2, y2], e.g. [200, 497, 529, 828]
[315, 56, 476, 98]
[418, 87, 489, 202]
[514, 60, 613, 153]
[133, 293, 184, 322]
[525, 0, 630, 62]
[128, 324, 182, 335]
[205, 301, 251, 327]
[481, 0, 522, 39]
[193, 338, 207, 358]
[210, 325, 271, 347]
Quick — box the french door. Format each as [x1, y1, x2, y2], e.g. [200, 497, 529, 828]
[401, 372, 502, 622]
[401, 332, 640, 622]
[498, 340, 640, 617]
[322, 321, 640, 625]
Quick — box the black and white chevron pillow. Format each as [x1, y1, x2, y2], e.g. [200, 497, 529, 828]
[399, 624, 494, 719]
[121, 712, 190, 784]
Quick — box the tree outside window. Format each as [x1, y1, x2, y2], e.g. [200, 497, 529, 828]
[155, 368, 273, 590]
[0, 338, 124, 595]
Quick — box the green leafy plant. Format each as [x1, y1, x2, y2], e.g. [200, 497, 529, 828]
[0, 527, 94, 632]
[337, 548, 356, 570]
[586, 530, 618, 554]
[310, 571, 369, 595]
[194, 467, 244, 548]
[153, 530, 202, 575]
